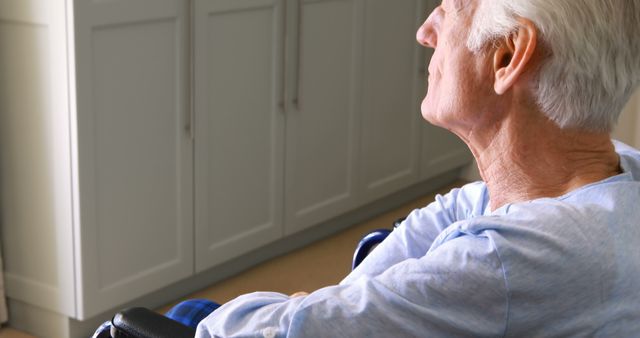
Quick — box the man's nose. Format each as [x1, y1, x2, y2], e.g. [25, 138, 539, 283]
[416, 10, 438, 48]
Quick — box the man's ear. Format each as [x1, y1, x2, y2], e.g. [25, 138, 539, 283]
[493, 18, 537, 95]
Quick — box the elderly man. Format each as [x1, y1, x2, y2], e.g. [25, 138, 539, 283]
[192, 0, 640, 336]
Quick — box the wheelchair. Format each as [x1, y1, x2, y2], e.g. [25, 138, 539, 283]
[95, 218, 404, 338]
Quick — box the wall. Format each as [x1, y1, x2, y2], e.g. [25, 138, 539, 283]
[612, 89, 640, 148]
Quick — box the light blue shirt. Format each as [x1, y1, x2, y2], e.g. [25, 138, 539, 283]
[196, 140, 640, 337]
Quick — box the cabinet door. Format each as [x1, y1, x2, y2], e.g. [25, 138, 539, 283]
[194, 0, 286, 272]
[421, 125, 471, 179]
[358, 0, 424, 204]
[284, 0, 363, 234]
[72, 0, 193, 319]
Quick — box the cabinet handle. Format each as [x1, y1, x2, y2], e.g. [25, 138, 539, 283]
[417, 0, 430, 77]
[287, 0, 301, 111]
[186, 0, 195, 139]
[278, 0, 286, 113]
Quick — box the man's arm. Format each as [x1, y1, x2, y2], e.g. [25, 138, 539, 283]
[342, 181, 489, 285]
[196, 230, 508, 338]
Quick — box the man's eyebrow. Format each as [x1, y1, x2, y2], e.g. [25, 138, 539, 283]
[452, 0, 470, 12]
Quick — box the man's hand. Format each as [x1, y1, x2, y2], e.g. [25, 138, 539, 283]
[289, 291, 309, 298]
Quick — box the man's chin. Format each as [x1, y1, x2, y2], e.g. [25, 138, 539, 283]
[421, 109, 460, 133]
[420, 106, 443, 127]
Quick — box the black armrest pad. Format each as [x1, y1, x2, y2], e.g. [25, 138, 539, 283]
[111, 307, 195, 338]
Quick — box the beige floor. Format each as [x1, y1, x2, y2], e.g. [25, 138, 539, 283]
[0, 181, 463, 337]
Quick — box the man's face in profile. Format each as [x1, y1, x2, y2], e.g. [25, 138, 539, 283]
[417, 0, 494, 137]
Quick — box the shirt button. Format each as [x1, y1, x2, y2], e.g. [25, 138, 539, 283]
[262, 327, 277, 338]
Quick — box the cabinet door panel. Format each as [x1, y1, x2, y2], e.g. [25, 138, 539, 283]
[73, 0, 192, 319]
[194, 0, 285, 272]
[358, 0, 423, 204]
[285, 0, 363, 234]
[421, 123, 472, 179]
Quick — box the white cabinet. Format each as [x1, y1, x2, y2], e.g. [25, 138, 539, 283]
[0, 0, 470, 336]
[194, 0, 365, 269]
[193, 0, 470, 271]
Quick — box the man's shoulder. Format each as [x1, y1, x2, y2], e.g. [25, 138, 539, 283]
[456, 177, 640, 336]
[469, 185, 638, 236]
[454, 181, 638, 265]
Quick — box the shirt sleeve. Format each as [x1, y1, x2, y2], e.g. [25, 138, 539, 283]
[195, 231, 508, 338]
[341, 181, 488, 285]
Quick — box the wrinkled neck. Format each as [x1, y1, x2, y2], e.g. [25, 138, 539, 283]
[468, 115, 620, 211]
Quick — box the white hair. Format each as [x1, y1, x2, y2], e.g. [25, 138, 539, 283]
[468, 0, 640, 132]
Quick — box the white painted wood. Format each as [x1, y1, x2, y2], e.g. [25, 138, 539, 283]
[284, 0, 363, 234]
[72, 0, 193, 319]
[194, 0, 286, 272]
[358, 0, 423, 204]
[0, 0, 77, 317]
[421, 125, 471, 179]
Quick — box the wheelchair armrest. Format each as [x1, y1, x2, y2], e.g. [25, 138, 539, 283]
[351, 229, 392, 270]
[351, 217, 405, 270]
[110, 307, 195, 338]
